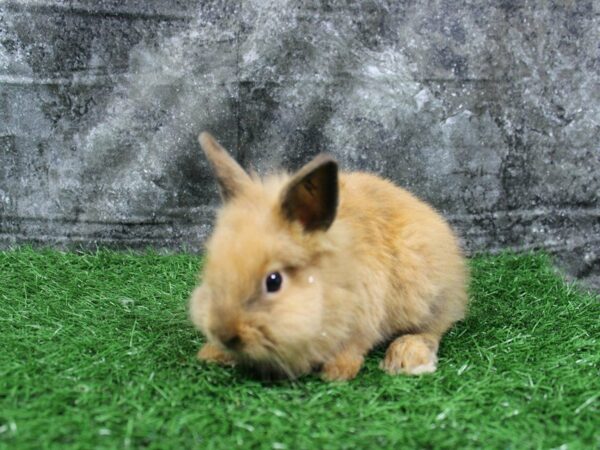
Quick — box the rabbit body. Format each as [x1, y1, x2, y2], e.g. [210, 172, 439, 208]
[190, 133, 468, 380]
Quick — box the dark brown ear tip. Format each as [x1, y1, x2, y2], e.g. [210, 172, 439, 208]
[308, 154, 339, 179]
[312, 153, 338, 167]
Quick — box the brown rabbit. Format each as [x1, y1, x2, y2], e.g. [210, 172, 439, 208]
[189, 132, 468, 381]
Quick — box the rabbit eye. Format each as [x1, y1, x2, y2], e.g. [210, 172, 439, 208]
[265, 271, 283, 293]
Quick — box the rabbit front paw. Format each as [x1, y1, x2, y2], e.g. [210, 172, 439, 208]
[321, 350, 364, 381]
[380, 334, 439, 375]
[197, 342, 235, 366]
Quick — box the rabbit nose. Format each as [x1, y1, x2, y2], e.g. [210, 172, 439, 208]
[222, 334, 242, 350]
[215, 328, 243, 350]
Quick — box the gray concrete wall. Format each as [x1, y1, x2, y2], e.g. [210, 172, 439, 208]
[0, 1, 598, 288]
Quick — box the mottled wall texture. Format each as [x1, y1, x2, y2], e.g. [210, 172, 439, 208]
[0, 1, 598, 287]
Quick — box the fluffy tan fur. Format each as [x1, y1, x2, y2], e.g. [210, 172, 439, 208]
[189, 133, 468, 381]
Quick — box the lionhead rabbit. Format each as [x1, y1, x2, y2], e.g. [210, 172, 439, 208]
[189, 132, 468, 381]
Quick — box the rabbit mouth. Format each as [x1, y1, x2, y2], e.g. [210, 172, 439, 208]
[219, 324, 313, 380]
[224, 327, 302, 380]
[226, 347, 294, 380]
[236, 360, 294, 382]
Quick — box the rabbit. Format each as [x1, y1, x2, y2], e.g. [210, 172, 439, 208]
[189, 132, 469, 381]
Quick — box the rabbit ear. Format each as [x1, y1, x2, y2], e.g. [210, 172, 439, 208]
[198, 132, 252, 200]
[280, 154, 338, 232]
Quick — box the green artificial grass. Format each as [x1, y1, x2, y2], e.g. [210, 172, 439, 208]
[0, 249, 598, 450]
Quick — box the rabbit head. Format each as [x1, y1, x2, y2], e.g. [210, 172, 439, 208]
[189, 133, 340, 377]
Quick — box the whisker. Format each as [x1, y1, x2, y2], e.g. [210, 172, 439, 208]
[261, 339, 296, 380]
[252, 325, 298, 381]
[272, 350, 296, 380]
